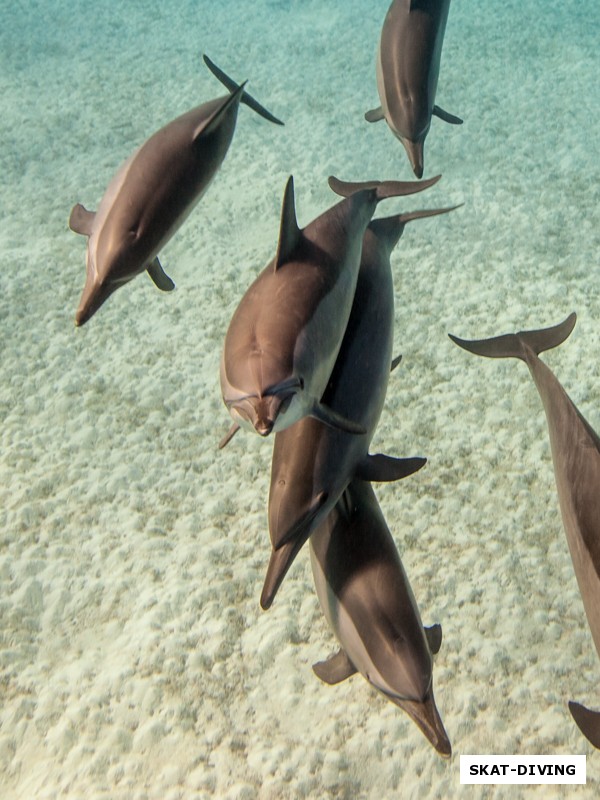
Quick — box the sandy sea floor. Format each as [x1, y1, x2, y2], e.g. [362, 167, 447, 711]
[1, 0, 600, 797]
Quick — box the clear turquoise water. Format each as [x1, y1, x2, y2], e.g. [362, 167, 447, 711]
[1, 1, 599, 797]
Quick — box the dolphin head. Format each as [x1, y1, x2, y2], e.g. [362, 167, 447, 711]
[224, 375, 304, 437]
[400, 136, 425, 179]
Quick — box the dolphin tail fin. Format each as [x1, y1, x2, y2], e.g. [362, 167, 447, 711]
[449, 313, 576, 361]
[312, 648, 357, 684]
[202, 54, 284, 125]
[368, 205, 461, 251]
[433, 105, 463, 125]
[569, 701, 600, 749]
[328, 174, 441, 201]
[69, 203, 96, 236]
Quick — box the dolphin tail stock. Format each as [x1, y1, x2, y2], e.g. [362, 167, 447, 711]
[202, 54, 284, 125]
[448, 313, 577, 362]
[328, 173, 441, 202]
[432, 105, 463, 125]
[569, 701, 600, 749]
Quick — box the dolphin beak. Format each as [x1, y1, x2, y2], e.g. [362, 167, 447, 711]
[75, 279, 115, 327]
[251, 393, 292, 437]
[394, 691, 451, 758]
[402, 139, 424, 179]
[255, 418, 274, 437]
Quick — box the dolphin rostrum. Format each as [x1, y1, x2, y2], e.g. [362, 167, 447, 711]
[69, 55, 283, 326]
[310, 478, 451, 757]
[450, 313, 600, 749]
[260, 192, 457, 609]
[365, 0, 462, 178]
[220, 173, 440, 439]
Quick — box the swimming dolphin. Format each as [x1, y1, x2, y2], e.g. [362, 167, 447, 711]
[310, 478, 451, 757]
[69, 55, 283, 326]
[365, 0, 462, 178]
[449, 313, 600, 749]
[220, 173, 440, 439]
[260, 193, 456, 609]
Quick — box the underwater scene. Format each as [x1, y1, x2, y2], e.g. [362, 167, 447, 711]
[1, 0, 600, 797]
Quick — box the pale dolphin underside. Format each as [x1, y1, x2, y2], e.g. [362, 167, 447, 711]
[450, 313, 600, 749]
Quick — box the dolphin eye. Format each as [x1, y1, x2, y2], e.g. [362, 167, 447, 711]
[299, 377, 304, 390]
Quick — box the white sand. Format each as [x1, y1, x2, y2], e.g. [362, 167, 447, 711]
[1, 0, 599, 797]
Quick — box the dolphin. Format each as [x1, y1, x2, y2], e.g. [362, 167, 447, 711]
[260, 193, 457, 609]
[310, 478, 451, 756]
[220, 173, 440, 439]
[69, 55, 283, 326]
[449, 313, 600, 749]
[365, 0, 462, 178]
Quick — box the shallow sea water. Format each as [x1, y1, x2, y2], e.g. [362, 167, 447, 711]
[1, 0, 600, 797]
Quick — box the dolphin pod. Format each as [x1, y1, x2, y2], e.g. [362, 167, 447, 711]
[261, 189, 457, 609]
[69, 55, 283, 326]
[310, 478, 451, 757]
[450, 314, 600, 750]
[366, 0, 463, 177]
[220, 173, 440, 439]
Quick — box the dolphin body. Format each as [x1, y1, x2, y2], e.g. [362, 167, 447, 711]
[220, 174, 440, 440]
[310, 478, 451, 757]
[450, 313, 600, 749]
[260, 192, 456, 609]
[69, 55, 283, 326]
[366, 0, 462, 178]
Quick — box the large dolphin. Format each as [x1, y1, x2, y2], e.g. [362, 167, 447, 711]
[260, 192, 456, 609]
[310, 478, 451, 757]
[449, 313, 600, 749]
[220, 173, 440, 439]
[365, 0, 462, 178]
[69, 55, 283, 326]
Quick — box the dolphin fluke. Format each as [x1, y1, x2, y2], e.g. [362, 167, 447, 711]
[202, 54, 284, 126]
[449, 313, 577, 361]
[393, 691, 452, 758]
[328, 173, 440, 198]
[569, 701, 600, 749]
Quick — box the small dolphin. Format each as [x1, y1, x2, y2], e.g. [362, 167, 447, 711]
[366, 0, 462, 178]
[310, 478, 451, 757]
[220, 173, 440, 439]
[260, 192, 456, 609]
[69, 55, 283, 326]
[450, 313, 600, 749]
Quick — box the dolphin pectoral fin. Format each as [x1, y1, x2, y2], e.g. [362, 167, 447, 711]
[391, 354, 402, 372]
[425, 623, 443, 655]
[569, 701, 600, 749]
[274, 176, 303, 270]
[147, 257, 175, 291]
[433, 105, 463, 125]
[69, 204, 96, 236]
[310, 401, 366, 435]
[218, 422, 240, 449]
[202, 54, 284, 126]
[354, 454, 427, 482]
[312, 649, 357, 685]
[365, 106, 385, 123]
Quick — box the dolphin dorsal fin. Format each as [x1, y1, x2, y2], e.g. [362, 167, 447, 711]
[274, 176, 302, 270]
